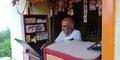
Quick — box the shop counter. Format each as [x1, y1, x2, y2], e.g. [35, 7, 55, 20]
[44, 40, 101, 60]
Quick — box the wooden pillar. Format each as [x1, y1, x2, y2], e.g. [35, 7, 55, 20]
[102, 0, 115, 60]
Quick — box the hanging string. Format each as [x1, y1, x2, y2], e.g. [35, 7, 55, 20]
[28, 0, 33, 15]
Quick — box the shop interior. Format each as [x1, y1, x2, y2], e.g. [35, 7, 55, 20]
[12, 0, 102, 60]
[51, 0, 102, 42]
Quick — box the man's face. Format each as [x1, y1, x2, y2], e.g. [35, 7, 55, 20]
[61, 20, 72, 34]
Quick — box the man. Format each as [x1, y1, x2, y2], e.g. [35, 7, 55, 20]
[41, 17, 81, 48]
[55, 17, 82, 42]
[40, 17, 81, 59]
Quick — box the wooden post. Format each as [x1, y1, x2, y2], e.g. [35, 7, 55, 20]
[102, 0, 115, 60]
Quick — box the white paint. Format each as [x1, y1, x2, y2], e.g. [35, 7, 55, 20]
[115, 0, 120, 60]
[8, 0, 25, 60]
[9, 8, 24, 60]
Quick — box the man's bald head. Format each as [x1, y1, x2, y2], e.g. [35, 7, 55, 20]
[61, 17, 74, 36]
[62, 17, 74, 25]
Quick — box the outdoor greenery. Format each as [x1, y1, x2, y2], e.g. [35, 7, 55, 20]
[0, 28, 11, 57]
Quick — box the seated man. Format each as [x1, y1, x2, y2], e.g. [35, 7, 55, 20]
[55, 17, 82, 42]
[40, 17, 82, 58]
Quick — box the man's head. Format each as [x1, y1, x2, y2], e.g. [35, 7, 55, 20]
[61, 17, 74, 36]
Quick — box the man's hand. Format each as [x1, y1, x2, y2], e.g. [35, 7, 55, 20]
[40, 43, 53, 50]
[40, 43, 47, 50]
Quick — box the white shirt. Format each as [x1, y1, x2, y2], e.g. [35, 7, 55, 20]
[55, 29, 81, 42]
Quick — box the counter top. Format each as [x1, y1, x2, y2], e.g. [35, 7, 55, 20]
[44, 40, 101, 60]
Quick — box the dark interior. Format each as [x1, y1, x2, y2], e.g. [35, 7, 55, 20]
[52, 0, 102, 42]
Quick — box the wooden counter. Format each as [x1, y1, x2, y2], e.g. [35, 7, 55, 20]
[44, 40, 101, 60]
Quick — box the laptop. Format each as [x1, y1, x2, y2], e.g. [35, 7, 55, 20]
[14, 38, 42, 59]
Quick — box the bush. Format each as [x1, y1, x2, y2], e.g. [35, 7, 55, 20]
[0, 28, 11, 57]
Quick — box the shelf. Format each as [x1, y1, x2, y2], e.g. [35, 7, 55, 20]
[23, 15, 49, 54]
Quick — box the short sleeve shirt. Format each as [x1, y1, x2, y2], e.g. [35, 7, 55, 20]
[55, 29, 81, 42]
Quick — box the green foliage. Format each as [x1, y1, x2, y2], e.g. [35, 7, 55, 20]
[0, 28, 11, 57]
[0, 28, 10, 42]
